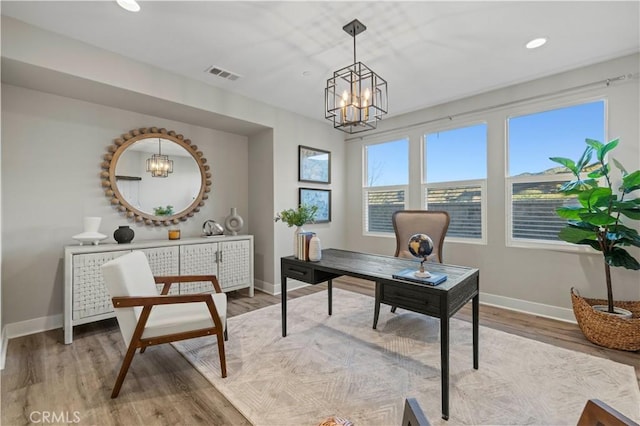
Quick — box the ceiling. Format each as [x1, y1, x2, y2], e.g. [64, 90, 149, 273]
[2, 1, 639, 125]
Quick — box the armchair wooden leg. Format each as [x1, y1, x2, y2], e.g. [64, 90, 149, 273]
[111, 344, 138, 398]
[216, 331, 227, 378]
[391, 306, 397, 313]
[140, 346, 147, 354]
[224, 329, 228, 341]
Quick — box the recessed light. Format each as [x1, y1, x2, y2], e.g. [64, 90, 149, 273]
[526, 37, 547, 49]
[117, 0, 140, 12]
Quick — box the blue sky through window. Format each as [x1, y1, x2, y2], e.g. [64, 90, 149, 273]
[509, 100, 605, 176]
[366, 138, 408, 186]
[426, 124, 487, 182]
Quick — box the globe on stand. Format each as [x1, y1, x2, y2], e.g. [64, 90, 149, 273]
[408, 233, 434, 278]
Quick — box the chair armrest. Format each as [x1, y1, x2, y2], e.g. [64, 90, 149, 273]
[112, 293, 215, 308]
[154, 275, 223, 294]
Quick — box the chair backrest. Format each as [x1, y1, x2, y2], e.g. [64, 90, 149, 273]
[392, 210, 450, 262]
[101, 251, 158, 344]
[577, 399, 638, 426]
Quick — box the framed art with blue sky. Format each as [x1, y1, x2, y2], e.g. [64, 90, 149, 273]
[299, 188, 331, 223]
[299, 145, 331, 183]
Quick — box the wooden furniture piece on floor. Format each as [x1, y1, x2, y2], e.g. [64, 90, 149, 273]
[280, 248, 479, 421]
[64, 235, 253, 344]
[577, 399, 639, 426]
[402, 398, 430, 426]
[390, 210, 450, 313]
[101, 251, 228, 398]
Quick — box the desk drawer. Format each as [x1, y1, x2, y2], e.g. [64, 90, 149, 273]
[382, 283, 440, 316]
[282, 262, 338, 284]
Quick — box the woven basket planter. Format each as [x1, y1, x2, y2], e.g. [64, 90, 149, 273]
[571, 288, 640, 352]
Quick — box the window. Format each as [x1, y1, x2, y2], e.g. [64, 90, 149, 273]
[424, 123, 487, 241]
[507, 100, 605, 245]
[363, 138, 409, 234]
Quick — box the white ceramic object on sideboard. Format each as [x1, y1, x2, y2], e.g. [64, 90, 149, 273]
[73, 216, 107, 245]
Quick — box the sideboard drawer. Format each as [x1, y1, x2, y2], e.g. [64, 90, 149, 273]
[282, 262, 339, 284]
[381, 283, 441, 316]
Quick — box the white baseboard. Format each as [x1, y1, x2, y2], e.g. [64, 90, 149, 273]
[4, 314, 63, 340]
[1, 326, 8, 370]
[480, 292, 576, 323]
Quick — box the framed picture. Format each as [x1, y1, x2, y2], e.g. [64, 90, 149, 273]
[298, 145, 331, 184]
[299, 188, 331, 223]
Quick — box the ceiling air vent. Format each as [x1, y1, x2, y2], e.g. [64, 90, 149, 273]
[205, 66, 241, 81]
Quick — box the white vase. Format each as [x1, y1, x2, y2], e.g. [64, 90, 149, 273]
[308, 233, 322, 262]
[84, 216, 102, 233]
[224, 207, 244, 235]
[293, 226, 305, 258]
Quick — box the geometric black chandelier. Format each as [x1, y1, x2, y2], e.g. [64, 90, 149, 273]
[146, 138, 173, 178]
[325, 19, 388, 134]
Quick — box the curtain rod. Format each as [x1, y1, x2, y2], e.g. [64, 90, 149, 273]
[345, 72, 636, 142]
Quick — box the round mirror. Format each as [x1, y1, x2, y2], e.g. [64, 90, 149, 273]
[101, 127, 211, 226]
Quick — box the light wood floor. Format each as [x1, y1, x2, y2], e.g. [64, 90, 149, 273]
[2, 278, 638, 425]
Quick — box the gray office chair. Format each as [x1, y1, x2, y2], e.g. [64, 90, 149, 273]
[391, 210, 450, 313]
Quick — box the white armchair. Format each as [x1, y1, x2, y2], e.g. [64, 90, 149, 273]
[101, 251, 227, 398]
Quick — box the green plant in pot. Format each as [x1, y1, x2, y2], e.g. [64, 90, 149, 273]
[550, 138, 640, 318]
[274, 204, 318, 227]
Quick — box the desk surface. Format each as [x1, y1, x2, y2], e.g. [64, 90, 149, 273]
[283, 248, 477, 291]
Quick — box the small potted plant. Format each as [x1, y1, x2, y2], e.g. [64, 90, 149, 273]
[550, 138, 640, 350]
[275, 204, 318, 257]
[274, 204, 318, 228]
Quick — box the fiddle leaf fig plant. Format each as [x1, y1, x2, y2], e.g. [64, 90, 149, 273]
[550, 138, 640, 313]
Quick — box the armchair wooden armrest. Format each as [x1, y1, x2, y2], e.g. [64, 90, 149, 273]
[154, 274, 223, 294]
[112, 293, 215, 308]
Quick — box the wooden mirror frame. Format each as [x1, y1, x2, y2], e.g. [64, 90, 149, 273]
[101, 127, 211, 226]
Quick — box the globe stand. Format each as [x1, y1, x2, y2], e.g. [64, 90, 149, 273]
[414, 258, 431, 278]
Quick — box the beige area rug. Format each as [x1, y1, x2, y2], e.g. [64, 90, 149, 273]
[172, 289, 640, 426]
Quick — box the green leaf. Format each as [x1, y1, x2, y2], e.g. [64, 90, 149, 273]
[612, 158, 628, 176]
[558, 225, 598, 245]
[585, 138, 604, 152]
[587, 164, 610, 179]
[575, 146, 593, 172]
[612, 200, 640, 220]
[621, 170, 640, 193]
[577, 187, 612, 208]
[549, 156, 577, 174]
[559, 178, 597, 193]
[599, 138, 619, 162]
[555, 206, 585, 220]
[580, 211, 617, 225]
[605, 247, 640, 270]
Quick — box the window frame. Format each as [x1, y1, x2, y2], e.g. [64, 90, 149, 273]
[362, 137, 410, 237]
[504, 96, 608, 250]
[423, 122, 488, 244]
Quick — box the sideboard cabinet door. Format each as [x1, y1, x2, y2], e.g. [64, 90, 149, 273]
[140, 246, 180, 294]
[179, 243, 219, 294]
[72, 250, 129, 321]
[218, 240, 252, 292]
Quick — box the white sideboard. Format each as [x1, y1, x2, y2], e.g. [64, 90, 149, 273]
[63, 235, 254, 344]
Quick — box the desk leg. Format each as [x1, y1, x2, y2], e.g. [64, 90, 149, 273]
[473, 293, 479, 369]
[441, 317, 450, 420]
[327, 279, 333, 316]
[281, 276, 287, 337]
[373, 281, 380, 329]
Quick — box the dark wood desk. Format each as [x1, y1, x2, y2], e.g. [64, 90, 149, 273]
[281, 248, 479, 421]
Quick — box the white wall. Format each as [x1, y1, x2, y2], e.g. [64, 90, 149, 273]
[1, 84, 249, 325]
[346, 54, 640, 317]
